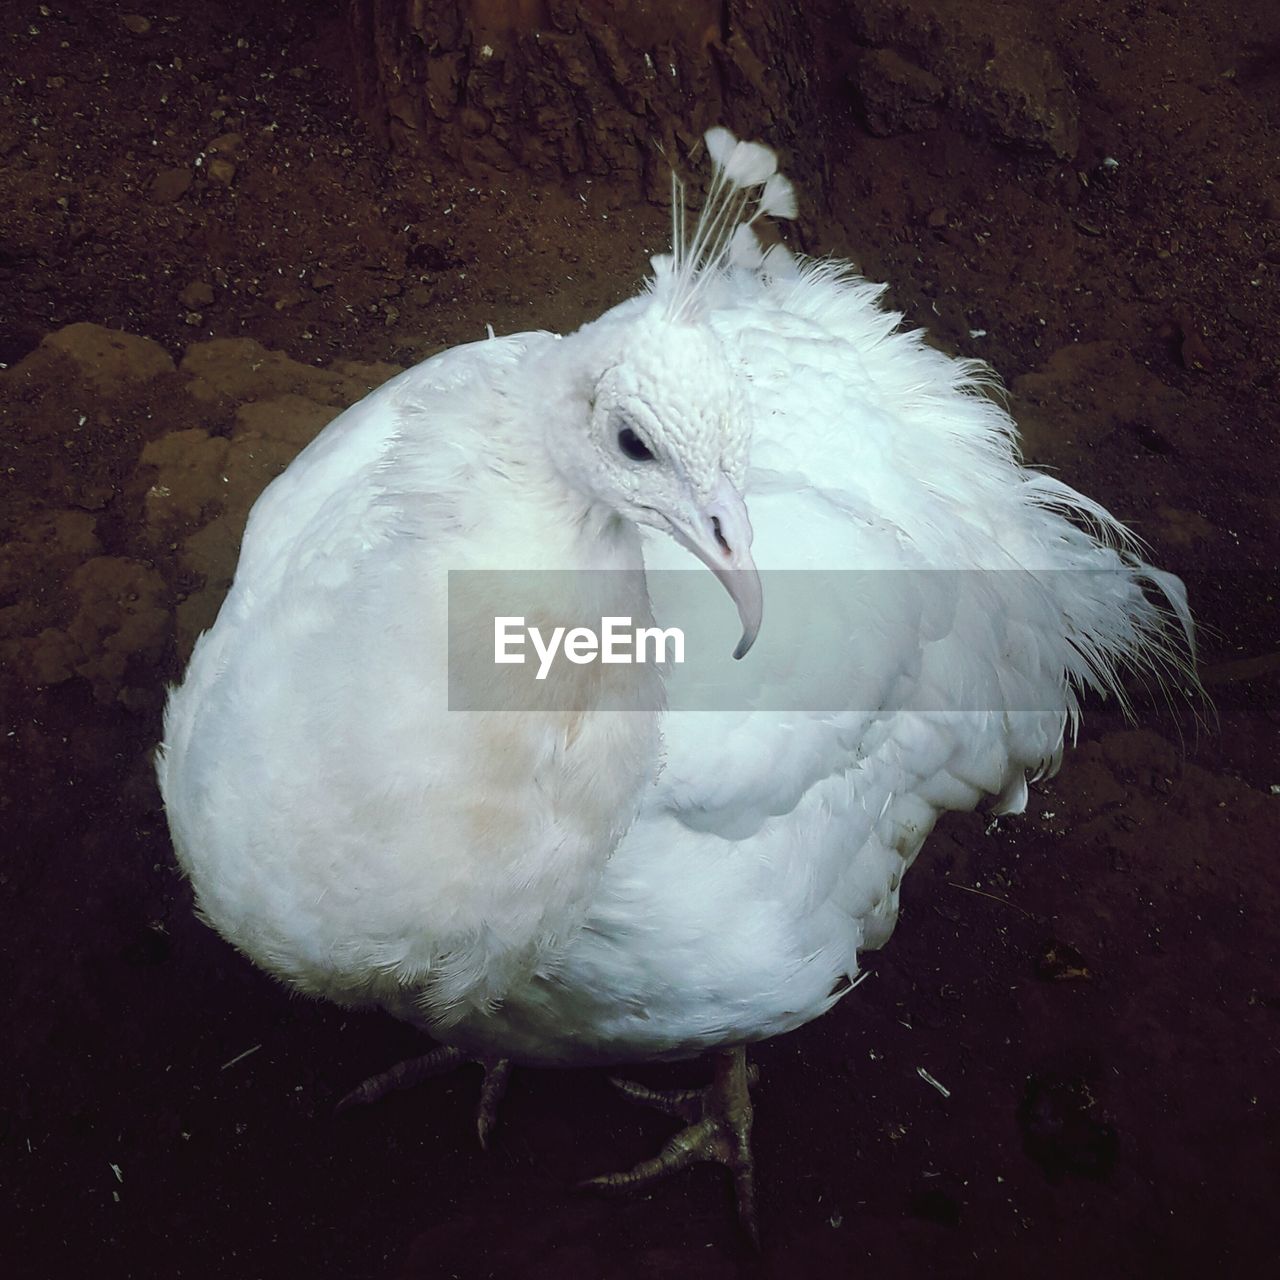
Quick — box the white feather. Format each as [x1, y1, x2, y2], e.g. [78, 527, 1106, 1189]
[160, 129, 1198, 1080]
[704, 128, 779, 190]
[704, 125, 736, 170]
[758, 172, 797, 220]
[761, 241, 799, 278]
[721, 138, 777, 188]
[729, 223, 764, 270]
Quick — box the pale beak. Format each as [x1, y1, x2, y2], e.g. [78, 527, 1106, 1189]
[667, 473, 763, 659]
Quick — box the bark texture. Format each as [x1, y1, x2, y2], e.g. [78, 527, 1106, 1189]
[346, 0, 828, 197]
[347, 0, 1083, 204]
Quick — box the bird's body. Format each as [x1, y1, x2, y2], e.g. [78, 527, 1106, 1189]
[159, 132, 1191, 1215]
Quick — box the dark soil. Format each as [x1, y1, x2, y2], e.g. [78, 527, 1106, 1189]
[2, 2, 1278, 1278]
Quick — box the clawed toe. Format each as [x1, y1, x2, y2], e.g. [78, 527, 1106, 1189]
[336, 1047, 512, 1148]
[336, 1043, 761, 1239]
[582, 1047, 759, 1244]
[335, 1045, 468, 1113]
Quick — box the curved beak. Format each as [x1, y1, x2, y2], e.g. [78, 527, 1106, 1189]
[667, 473, 763, 659]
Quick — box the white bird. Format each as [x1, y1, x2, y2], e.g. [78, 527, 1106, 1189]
[157, 128, 1194, 1236]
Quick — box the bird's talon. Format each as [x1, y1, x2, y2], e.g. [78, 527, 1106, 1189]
[587, 1047, 758, 1241]
[335, 1045, 467, 1113]
[607, 1075, 704, 1121]
[337, 1048, 512, 1149]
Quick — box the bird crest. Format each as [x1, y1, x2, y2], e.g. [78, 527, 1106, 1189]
[650, 127, 799, 322]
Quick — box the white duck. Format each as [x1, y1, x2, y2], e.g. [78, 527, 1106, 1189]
[158, 129, 1193, 1235]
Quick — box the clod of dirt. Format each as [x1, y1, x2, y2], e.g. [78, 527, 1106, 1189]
[149, 168, 193, 203]
[40, 323, 175, 397]
[1173, 309, 1214, 372]
[843, 0, 1080, 157]
[179, 281, 215, 309]
[134, 336, 397, 649]
[10, 555, 169, 705]
[1035, 940, 1094, 982]
[207, 157, 238, 186]
[205, 132, 244, 157]
[848, 48, 944, 136]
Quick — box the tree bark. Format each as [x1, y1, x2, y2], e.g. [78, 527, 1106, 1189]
[345, 0, 828, 199]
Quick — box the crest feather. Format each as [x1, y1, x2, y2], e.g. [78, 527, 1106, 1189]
[759, 173, 797, 220]
[717, 139, 777, 187]
[704, 126, 736, 169]
[654, 127, 799, 320]
[729, 223, 765, 270]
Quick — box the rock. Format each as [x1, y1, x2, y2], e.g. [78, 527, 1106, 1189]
[68, 482, 116, 512]
[968, 35, 1079, 159]
[39, 323, 175, 396]
[1173, 309, 1213, 371]
[849, 48, 943, 136]
[150, 168, 193, 203]
[180, 280, 215, 308]
[207, 157, 237, 186]
[1035, 940, 1094, 982]
[843, 2, 1078, 158]
[120, 14, 152, 37]
[205, 132, 244, 157]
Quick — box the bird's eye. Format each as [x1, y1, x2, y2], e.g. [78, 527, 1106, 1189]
[617, 426, 655, 462]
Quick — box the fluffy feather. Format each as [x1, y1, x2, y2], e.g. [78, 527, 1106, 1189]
[758, 172, 797, 220]
[660, 127, 798, 320]
[159, 129, 1197, 1076]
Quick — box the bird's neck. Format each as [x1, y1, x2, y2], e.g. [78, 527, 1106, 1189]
[417, 400, 663, 1023]
[475, 340, 645, 578]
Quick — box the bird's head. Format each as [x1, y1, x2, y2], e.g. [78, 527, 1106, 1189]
[539, 126, 801, 660]
[551, 309, 762, 659]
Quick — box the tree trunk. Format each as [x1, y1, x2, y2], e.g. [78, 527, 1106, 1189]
[345, 0, 829, 200]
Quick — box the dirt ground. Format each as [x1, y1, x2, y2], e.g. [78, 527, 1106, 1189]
[2, 2, 1278, 1277]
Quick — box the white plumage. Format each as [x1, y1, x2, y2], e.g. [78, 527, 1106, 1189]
[157, 130, 1193, 1223]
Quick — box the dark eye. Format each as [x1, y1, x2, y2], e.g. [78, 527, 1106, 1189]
[617, 425, 655, 462]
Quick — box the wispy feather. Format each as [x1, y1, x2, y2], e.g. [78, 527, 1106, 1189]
[657, 126, 799, 320]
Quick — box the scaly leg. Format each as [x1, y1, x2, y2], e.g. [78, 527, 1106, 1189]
[336, 1046, 512, 1149]
[583, 1046, 760, 1243]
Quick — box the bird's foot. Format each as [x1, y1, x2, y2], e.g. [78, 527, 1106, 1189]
[583, 1046, 761, 1244]
[336, 1046, 512, 1149]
